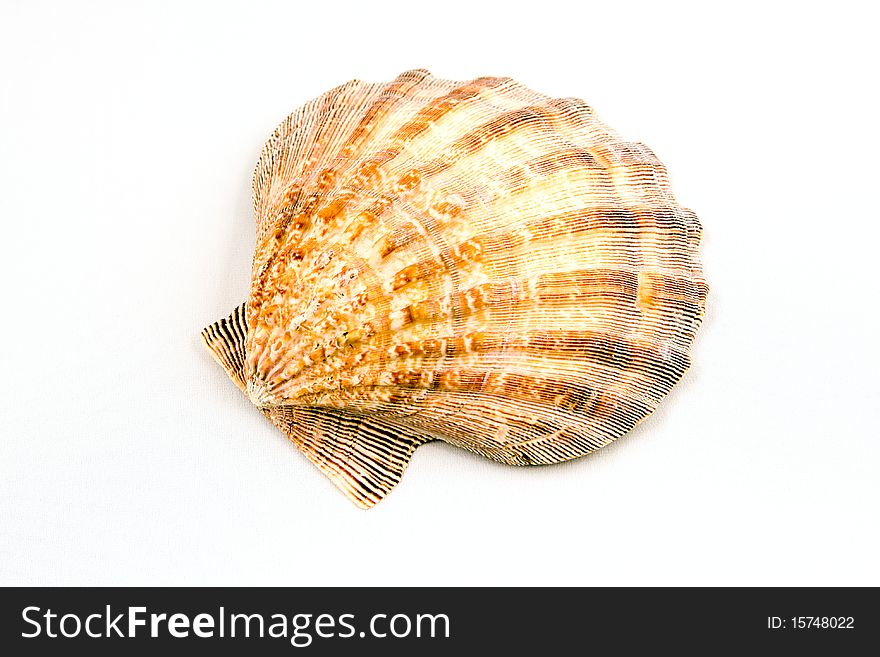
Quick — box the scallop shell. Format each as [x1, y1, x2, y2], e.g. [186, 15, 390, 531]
[201, 69, 707, 508]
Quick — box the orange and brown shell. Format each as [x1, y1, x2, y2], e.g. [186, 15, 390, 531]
[202, 69, 707, 508]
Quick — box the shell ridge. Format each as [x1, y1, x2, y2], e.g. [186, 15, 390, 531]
[201, 303, 249, 393]
[264, 405, 433, 508]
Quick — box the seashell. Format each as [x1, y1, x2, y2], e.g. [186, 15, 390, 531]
[201, 69, 707, 508]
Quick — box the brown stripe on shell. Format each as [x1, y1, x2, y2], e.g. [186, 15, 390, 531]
[267, 262, 704, 401]
[328, 96, 586, 261]
[247, 74, 530, 378]
[284, 74, 511, 229]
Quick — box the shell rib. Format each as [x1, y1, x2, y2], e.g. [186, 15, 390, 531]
[202, 69, 707, 508]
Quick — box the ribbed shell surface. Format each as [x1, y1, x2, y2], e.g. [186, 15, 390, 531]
[206, 69, 707, 507]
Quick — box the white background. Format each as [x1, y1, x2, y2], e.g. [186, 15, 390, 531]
[2, 0, 877, 586]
